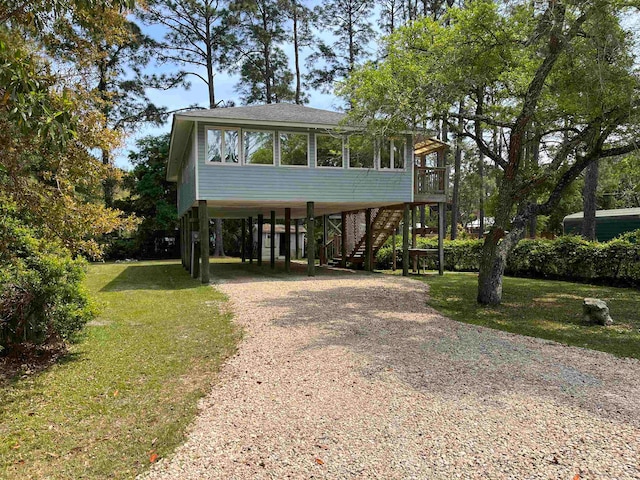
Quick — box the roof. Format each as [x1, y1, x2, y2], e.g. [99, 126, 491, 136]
[255, 224, 307, 234]
[563, 207, 640, 221]
[176, 103, 347, 127]
[414, 137, 448, 155]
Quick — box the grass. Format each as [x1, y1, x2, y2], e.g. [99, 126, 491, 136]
[0, 260, 239, 479]
[401, 271, 640, 359]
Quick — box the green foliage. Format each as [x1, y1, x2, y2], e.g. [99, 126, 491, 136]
[110, 134, 178, 259]
[0, 260, 239, 478]
[376, 235, 640, 287]
[0, 200, 94, 350]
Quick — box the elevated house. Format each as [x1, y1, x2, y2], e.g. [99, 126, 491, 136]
[166, 103, 448, 282]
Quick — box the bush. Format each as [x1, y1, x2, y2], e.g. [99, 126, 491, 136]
[0, 201, 95, 351]
[375, 234, 640, 287]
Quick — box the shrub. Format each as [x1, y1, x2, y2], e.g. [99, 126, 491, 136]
[0, 200, 95, 351]
[375, 233, 640, 287]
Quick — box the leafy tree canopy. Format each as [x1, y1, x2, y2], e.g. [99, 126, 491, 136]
[342, 0, 640, 304]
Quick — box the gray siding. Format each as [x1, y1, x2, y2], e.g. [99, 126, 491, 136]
[177, 130, 196, 216]
[196, 122, 413, 204]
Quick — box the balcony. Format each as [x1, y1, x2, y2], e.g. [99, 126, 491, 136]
[414, 166, 448, 201]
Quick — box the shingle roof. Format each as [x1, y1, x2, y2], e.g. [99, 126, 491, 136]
[177, 103, 346, 127]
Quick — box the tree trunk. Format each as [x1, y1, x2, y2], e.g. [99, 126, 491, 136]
[478, 151, 485, 239]
[451, 104, 462, 240]
[477, 185, 525, 305]
[581, 160, 598, 240]
[292, 4, 302, 104]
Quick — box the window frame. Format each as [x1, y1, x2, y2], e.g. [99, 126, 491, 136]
[279, 131, 310, 168]
[205, 126, 241, 166]
[243, 129, 276, 166]
[314, 133, 345, 168]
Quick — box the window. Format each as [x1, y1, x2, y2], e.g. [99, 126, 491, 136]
[393, 139, 405, 169]
[206, 127, 239, 164]
[380, 138, 405, 170]
[280, 132, 308, 166]
[316, 134, 343, 167]
[348, 135, 374, 168]
[244, 130, 274, 165]
[380, 139, 391, 169]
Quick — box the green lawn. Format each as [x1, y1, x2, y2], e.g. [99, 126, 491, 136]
[405, 271, 640, 359]
[0, 260, 239, 479]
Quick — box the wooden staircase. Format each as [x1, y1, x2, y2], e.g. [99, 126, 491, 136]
[346, 207, 403, 265]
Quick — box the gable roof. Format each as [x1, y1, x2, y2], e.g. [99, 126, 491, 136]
[177, 103, 346, 127]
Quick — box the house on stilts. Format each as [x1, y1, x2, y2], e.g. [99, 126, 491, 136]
[166, 103, 448, 283]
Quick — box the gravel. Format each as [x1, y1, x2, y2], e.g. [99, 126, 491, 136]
[140, 267, 640, 479]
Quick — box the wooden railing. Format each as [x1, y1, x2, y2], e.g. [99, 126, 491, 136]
[414, 167, 447, 195]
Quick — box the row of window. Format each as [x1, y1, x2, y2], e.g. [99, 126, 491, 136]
[205, 127, 406, 169]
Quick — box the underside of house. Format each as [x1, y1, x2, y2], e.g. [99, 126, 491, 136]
[166, 103, 449, 282]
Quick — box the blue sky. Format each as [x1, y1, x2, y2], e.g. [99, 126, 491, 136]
[114, 7, 378, 169]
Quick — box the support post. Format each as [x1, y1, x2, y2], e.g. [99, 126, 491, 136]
[402, 203, 410, 277]
[183, 216, 188, 269]
[392, 228, 397, 271]
[322, 215, 328, 265]
[295, 220, 300, 259]
[438, 202, 445, 276]
[257, 214, 263, 266]
[191, 207, 200, 279]
[412, 205, 418, 272]
[199, 200, 209, 284]
[341, 211, 347, 268]
[241, 218, 246, 263]
[364, 208, 372, 272]
[285, 208, 291, 273]
[248, 216, 253, 265]
[185, 215, 191, 273]
[307, 202, 315, 276]
[270, 210, 276, 269]
[180, 216, 185, 268]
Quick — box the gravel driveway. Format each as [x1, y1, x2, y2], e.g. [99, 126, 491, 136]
[141, 266, 640, 479]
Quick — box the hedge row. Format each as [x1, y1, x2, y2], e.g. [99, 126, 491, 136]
[376, 233, 640, 287]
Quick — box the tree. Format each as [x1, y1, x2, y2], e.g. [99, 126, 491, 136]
[581, 161, 599, 240]
[342, 0, 640, 304]
[116, 134, 179, 258]
[46, 6, 181, 206]
[0, 30, 136, 258]
[0, 0, 138, 350]
[227, 0, 296, 104]
[307, 0, 374, 93]
[141, 0, 235, 256]
[139, 0, 233, 109]
[282, 0, 314, 104]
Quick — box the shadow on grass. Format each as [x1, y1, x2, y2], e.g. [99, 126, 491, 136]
[100, 263, 203, 292]
[0, 348, 83, 390]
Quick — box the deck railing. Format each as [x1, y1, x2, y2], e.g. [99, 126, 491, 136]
[414, 167, 447, 196]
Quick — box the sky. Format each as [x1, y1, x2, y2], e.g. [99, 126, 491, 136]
[113, 7, 378, 170]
